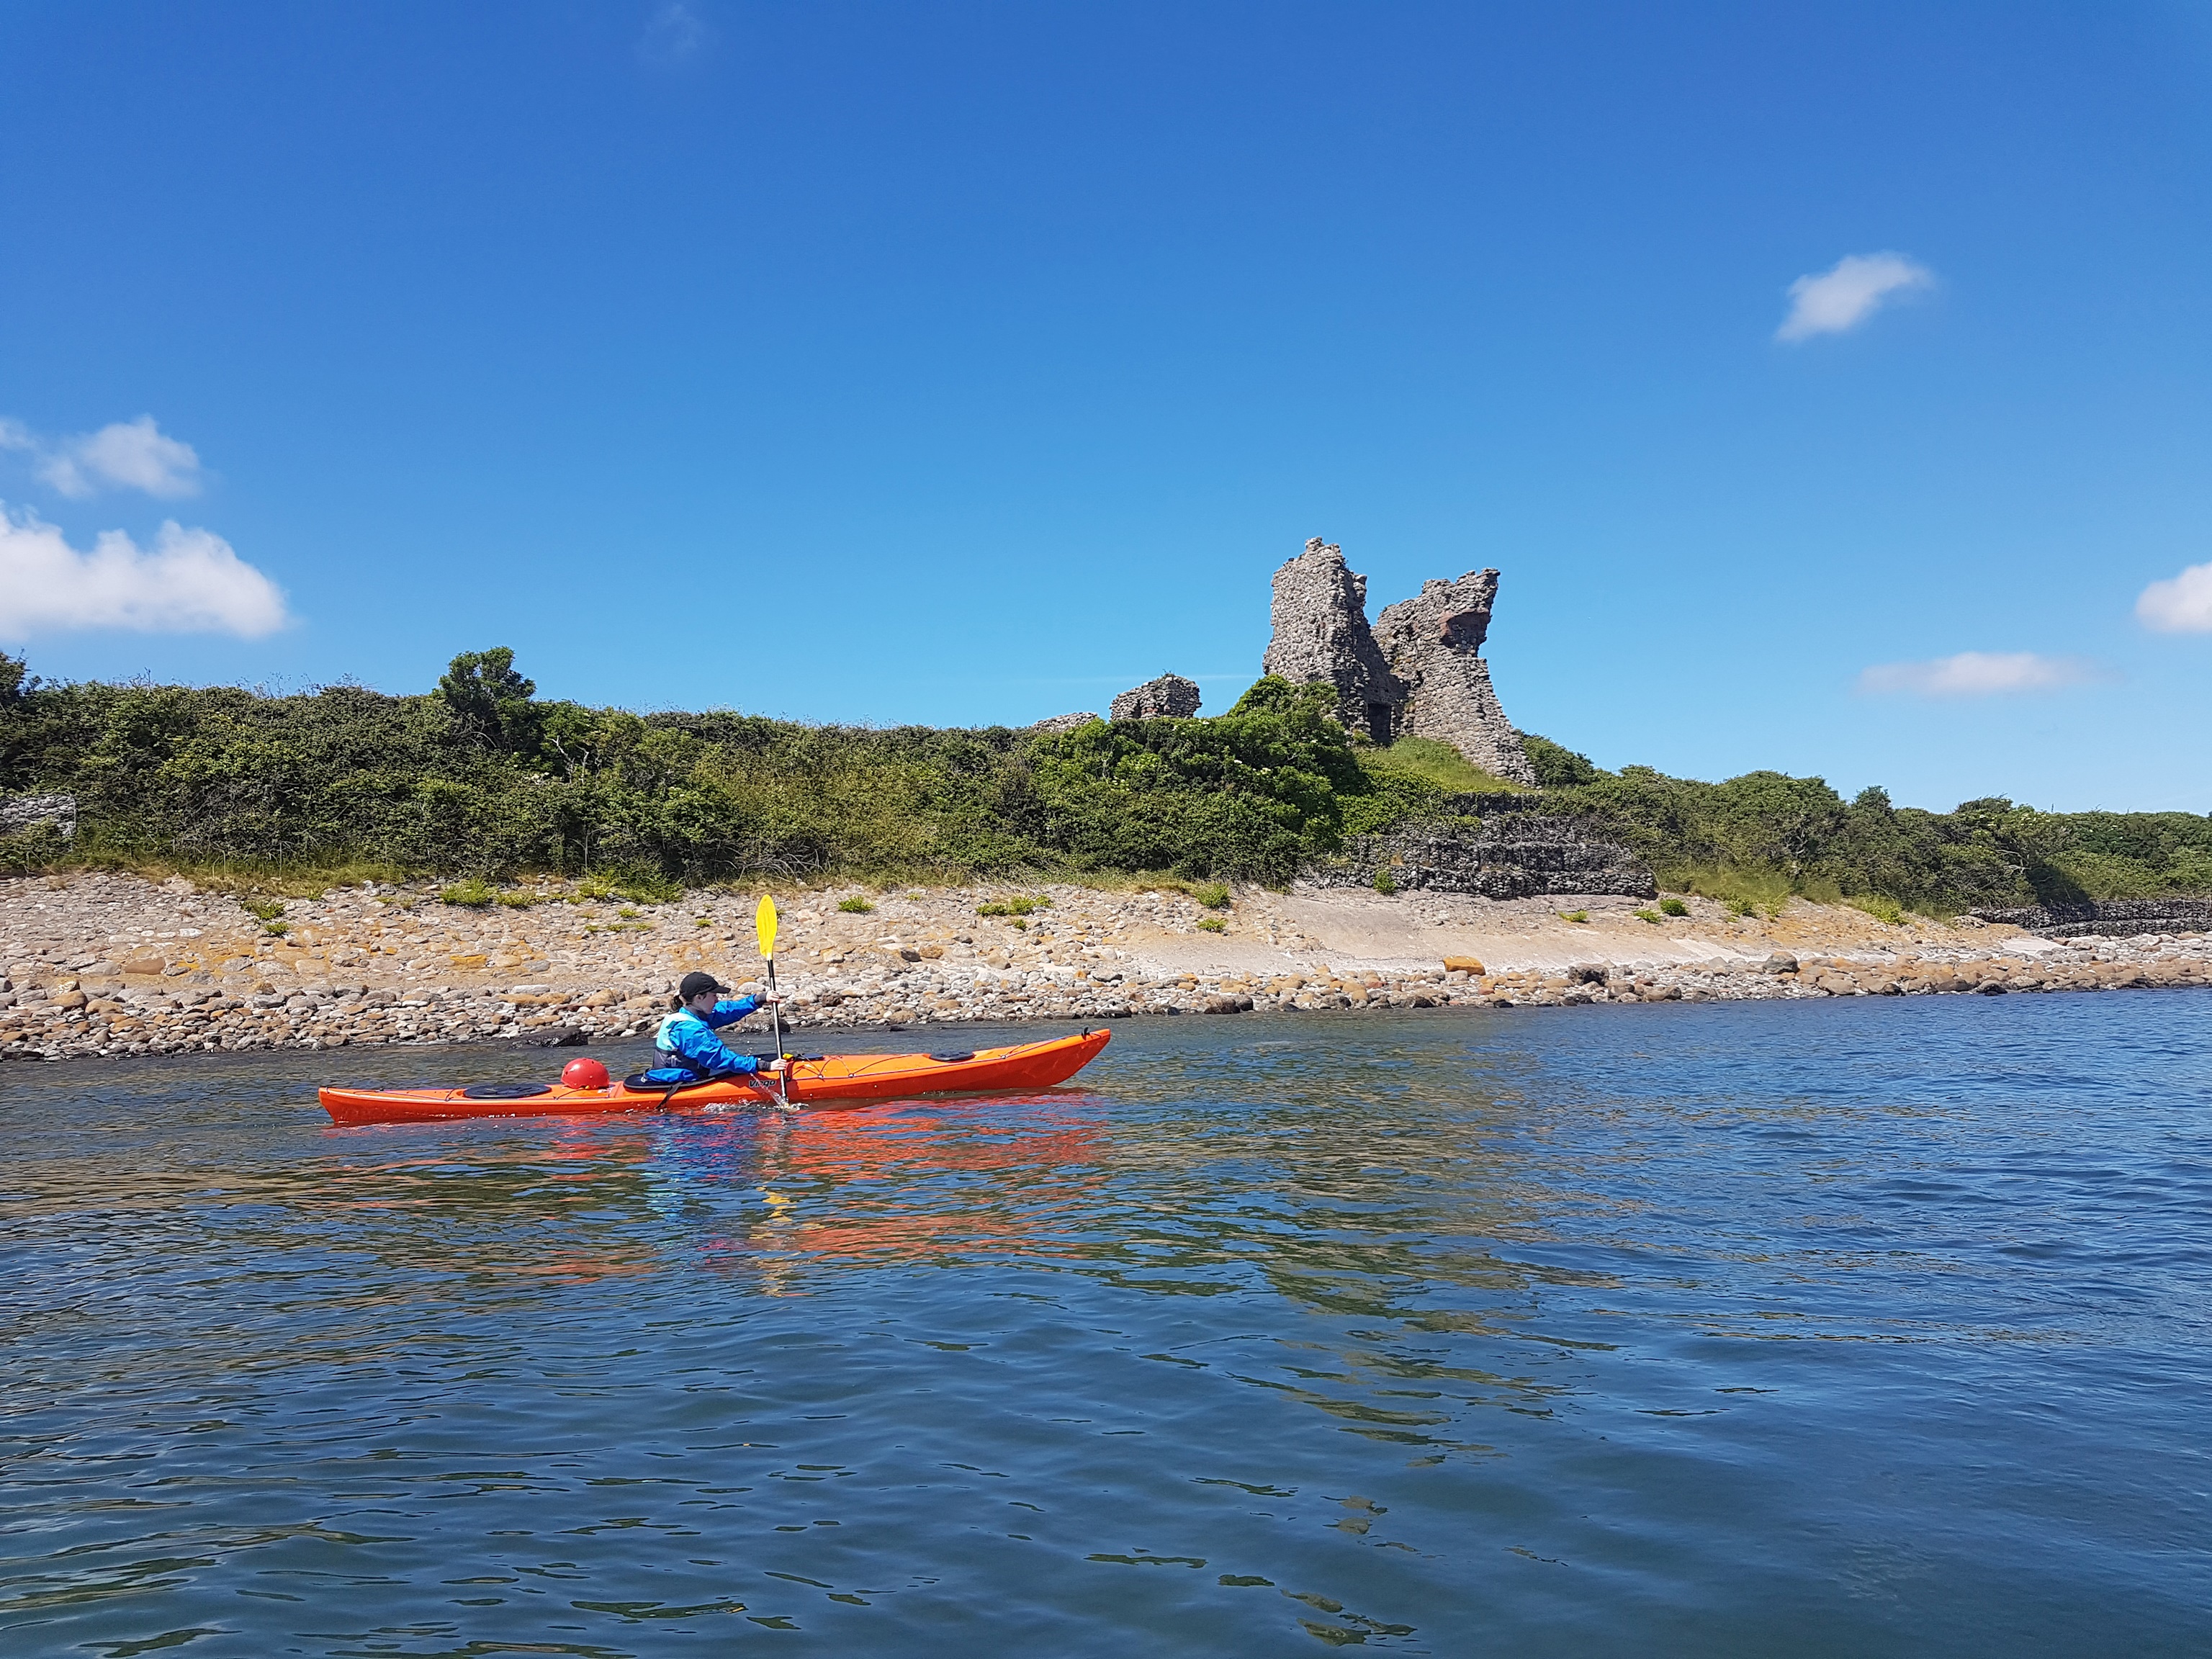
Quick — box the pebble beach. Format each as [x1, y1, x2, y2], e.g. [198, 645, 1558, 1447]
[4, 869, 2208, 1063]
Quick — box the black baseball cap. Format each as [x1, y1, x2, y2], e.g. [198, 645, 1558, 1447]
[678, 971, 729, 999]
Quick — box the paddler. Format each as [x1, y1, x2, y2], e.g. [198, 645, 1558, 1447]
[641, 971, 789, 1087]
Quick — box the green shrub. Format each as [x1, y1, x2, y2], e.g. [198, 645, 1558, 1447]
[1635, 908, 1662, 924]
[1373, 868, 1398, 895]
[243, 898, 287, 922]
[1559, 908, 1588, 923]
[0, 822, 71, 877]
[6, 645, 2211, 912]
[1033, 680, 1376, 881]
[1726, 897, 1758, 920]
[497, 889, 538, 908]
[979, 894, 1052, 917]
[1192, 882, 1231, 909]
[1196, 916, 1226, 932]
[440, 878, 497, 907]
[837, 896, 875, 914]
[1519, 733, 1603, 788]
[1658, 896, 1689, 917]
[1845, 894, 1904, 925]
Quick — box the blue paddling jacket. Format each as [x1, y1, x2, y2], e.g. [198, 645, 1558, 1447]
[645, 997, 765, 1082]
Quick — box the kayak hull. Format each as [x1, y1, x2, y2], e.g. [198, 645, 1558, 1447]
[318, 1028, 1111, 1125]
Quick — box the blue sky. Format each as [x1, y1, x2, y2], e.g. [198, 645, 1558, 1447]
[3, 1, 2210, 811]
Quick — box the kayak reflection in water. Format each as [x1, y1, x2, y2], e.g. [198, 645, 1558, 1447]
[638, 970, 791, 1087]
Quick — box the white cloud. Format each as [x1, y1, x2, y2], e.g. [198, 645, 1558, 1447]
[0, 505, 289, 639]
[1776, 252, 1935, 342]
[1857, 651, 2105, 698]
[38, 415, 204, 498]
[638, 1, 711, 63]
[2135, 561, 2212, 633]
[3, 414, 206, 498]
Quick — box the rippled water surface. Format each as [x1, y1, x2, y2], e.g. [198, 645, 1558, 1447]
[5, 993, 2211, 1655]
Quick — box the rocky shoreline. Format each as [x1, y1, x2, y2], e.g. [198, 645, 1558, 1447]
[2, 871, 2207, 1064]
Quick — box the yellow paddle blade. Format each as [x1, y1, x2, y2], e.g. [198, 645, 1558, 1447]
[755, 893, 779, 959]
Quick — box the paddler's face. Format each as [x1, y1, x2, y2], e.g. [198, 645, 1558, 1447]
[685, 991, 718, 1014]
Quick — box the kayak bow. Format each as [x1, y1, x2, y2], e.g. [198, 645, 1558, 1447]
[318, 1028, 1110, 1125]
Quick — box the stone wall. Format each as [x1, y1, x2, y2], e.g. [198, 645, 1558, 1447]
[1260, 537, 1534, 781]
[1971, 899, 2212, 938]
[0, 793, 77, 840]
[1309, 796, 1655, 899]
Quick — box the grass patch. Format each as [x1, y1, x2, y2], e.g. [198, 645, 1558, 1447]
[1658, 897, 1689, 917]
[570, 869, 682, 905]
[1373, 868, 1398, 895]
[1635, 908, 1663, 924]
[1674, 865, 1793, 920]
[978, 894, 1053, 917]
[837, 896, 876, 914]
[440, 878, 498, 908]
[1359, 737, 1528, 796]
[35, 851, 419, 901]
[1558, 908, 1589, 923]
[1845, 894, 1905, 926]
[496, 889, 539, 909]
[1191, 882, 1231, 909]
[1196, 916, 1227, 932]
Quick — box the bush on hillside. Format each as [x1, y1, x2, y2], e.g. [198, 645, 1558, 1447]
[3, 649, 2209, 912]
[1518, 732, 1601, 788]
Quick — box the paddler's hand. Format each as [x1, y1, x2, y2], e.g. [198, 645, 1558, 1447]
[764, 1057, 791, 1074]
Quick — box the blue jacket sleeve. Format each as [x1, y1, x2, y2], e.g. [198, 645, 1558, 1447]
[704, 997, 762, 1029]
[666, 1012, 760, 1076]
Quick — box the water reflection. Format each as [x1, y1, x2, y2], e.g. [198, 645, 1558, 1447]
[4, 1000, 2210, 1656]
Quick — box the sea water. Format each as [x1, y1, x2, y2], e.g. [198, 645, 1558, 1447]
[4, 992, 2208, 1655]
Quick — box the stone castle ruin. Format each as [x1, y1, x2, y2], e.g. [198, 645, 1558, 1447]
[1263, 539, 1536, 785]
[1109, 673, 1201, 721]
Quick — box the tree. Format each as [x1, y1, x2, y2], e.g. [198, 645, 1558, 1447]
[0, 650, 36, 708]
[436, 647, 541, 754]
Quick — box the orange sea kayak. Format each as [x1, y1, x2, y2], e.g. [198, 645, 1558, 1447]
[318, 1028, 1112, 1125]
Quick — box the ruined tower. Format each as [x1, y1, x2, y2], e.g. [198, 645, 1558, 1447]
[1260, 539, 1403, 742]
[1374, 570, 1536, 785]
[1261, 537, 1537, 785]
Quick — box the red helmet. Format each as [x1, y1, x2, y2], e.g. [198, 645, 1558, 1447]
[561, 1056, 611, 1091]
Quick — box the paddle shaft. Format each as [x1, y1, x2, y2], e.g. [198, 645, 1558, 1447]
[764, 957, 790, 1105]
